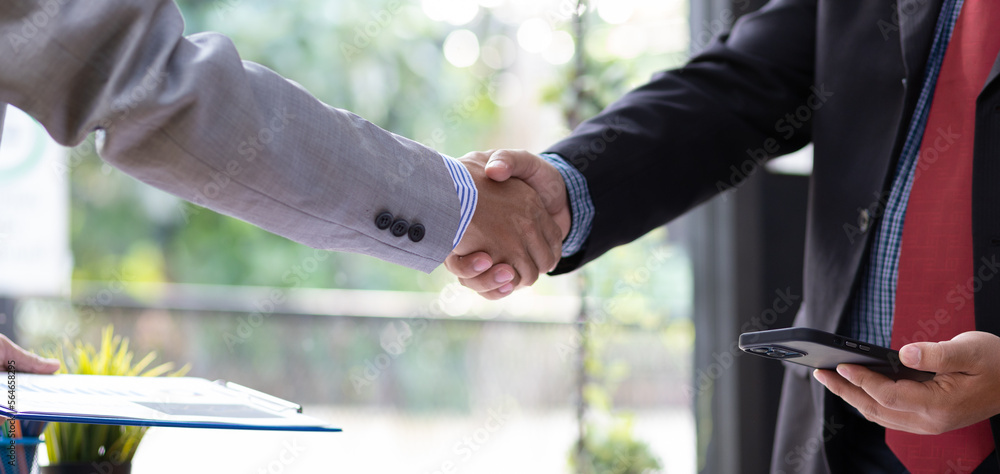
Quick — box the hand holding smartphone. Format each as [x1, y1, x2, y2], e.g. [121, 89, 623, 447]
[739, 327, 934, 381]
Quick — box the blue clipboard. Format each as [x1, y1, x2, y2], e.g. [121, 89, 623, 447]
[1, 374, 341, 433]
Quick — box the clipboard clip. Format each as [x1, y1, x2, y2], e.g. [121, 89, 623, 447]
[213, 380, 303, 414]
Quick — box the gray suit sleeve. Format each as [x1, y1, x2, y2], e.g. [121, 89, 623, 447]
[0, 0, 462, 273]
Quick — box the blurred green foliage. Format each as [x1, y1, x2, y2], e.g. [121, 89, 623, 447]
[69, 0, 690, 300]
[49, 2, 699, 471]
[63, 0, 695, 426]
[570, 416, 663, 474]
[70, 0, 509, 291]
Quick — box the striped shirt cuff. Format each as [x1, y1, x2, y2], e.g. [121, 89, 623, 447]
[541, 153, 594, 257]
[441, 154, 478, 248]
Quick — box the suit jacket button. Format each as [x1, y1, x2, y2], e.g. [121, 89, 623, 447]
[858, 209, 871, 233]
[375, 212, 393, 230]
[391, 219, 409, 237]
[408, 224, 425, 242]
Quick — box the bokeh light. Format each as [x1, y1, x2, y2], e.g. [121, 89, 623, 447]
[606, 24, 646, 59]
[421, 0, 480, 25]
[443, 29, 481, 67]
[480, 34, 517, 69]
[516, 18, 552, 53]
[489, 72, 523, 107]
[542, 30, 575, 64]
[598, 0, 636, 24]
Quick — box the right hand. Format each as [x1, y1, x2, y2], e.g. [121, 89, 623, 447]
[446, 150, 571, 299]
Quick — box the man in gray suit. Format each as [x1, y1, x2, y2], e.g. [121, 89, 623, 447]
[0, 0, 564, 289]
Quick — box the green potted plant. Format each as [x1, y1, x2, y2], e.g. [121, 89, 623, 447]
[570, 416, 663, 474]
[40, 325, 189, 474]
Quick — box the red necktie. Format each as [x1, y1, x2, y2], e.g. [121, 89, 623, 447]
[889, 0, 1000, 472]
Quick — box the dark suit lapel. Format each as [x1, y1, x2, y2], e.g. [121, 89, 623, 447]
[898, 0, 946, 84]
[984, 53, 1000, 93]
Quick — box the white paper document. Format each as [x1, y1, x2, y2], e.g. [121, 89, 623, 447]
[1, 374, 340, 432]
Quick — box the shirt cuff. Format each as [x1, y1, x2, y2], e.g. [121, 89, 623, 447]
[440, 154, 478, 248]
[540, 152, 593, 257]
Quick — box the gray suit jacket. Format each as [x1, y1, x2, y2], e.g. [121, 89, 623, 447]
[0, 0, 461, 273]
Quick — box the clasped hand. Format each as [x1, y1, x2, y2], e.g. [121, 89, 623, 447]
[813, 331, 1000, 434]
[447, 150, 570, 300]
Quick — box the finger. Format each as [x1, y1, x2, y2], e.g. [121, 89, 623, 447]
[476, 284, 516, 301]
[486, 150, 542, 183]
[814, 369, 920, 431]
[511, 212, 550, 286]
[0, 335, 59, 374]
[444, 252, 494, 279]
[455, 265, 517, 293]
[458, 150, 496, 165]
[835, 364, 930, 414]
[539, 210, 563, 272]
[509, 254, 538, 289]
[901, 331, 996, 374]
[494, 151, 568, 219]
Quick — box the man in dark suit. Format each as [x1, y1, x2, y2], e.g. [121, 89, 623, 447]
[451, 0, 1000, 472]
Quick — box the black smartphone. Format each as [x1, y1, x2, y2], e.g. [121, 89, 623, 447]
[738, 327, 934, 381]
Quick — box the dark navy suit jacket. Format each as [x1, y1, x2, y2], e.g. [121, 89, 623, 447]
[546, 0, 1000, 471]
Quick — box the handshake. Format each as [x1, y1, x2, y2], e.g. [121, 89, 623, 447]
[446, 149, 572, 300]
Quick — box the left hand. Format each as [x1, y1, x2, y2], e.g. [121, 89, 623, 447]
[0, 334, 59, 374]
[813, 331, 1000, 434]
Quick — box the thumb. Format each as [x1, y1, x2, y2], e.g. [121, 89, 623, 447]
[485, 149, 542, 183]
[17, 353, 61, 375]
[0, 336, 60, 374]
[899, 331, 993, 374]
[487, 150, 567, 213]
[0, 334, 59, 374]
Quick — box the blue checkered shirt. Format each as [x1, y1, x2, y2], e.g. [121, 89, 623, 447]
[847, 0, 965, 346]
